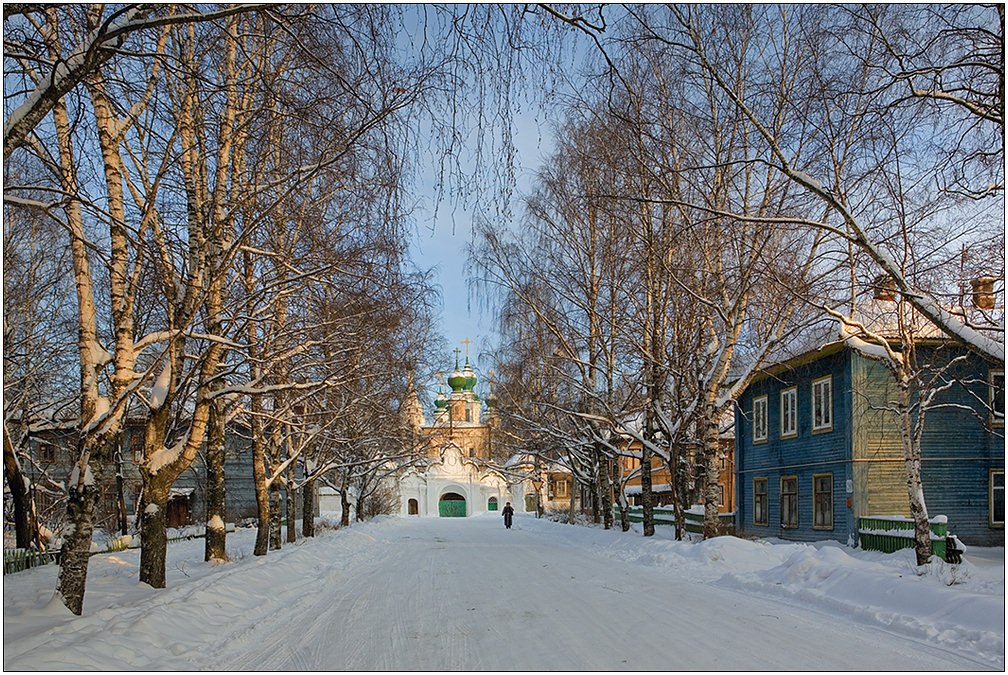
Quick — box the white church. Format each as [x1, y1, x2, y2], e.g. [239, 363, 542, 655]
[396, 347, 526, 518]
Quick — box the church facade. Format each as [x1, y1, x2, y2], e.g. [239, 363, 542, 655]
[397, 350, 523, 518]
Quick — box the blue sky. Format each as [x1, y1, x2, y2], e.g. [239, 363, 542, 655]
[409, 111, 554, 390]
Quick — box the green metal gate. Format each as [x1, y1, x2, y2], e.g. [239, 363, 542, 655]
[438, 498, 467, 517]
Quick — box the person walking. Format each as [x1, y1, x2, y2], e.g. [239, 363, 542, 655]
[502, 501, 514, 529]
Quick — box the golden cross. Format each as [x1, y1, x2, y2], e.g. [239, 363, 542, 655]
[460, 336, 473, 359]
[435, 371, 444, 386]
[452, 347, 461, 367]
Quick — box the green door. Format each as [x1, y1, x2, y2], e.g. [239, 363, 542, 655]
[488, 497, 498, 511]
[438, 498, 467, 517]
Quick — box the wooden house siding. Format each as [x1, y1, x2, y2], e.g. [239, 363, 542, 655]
[850, 347, 1004, 545]
[738, 342, 1004, 549]
[618, 439, 734, 513]
[736, 350, 857, 544]
[915, 347, 1004, 545]
[850, 355, 910, 519]
[22, 421, 263, 532]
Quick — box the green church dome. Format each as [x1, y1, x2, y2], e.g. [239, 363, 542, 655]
[447, 368, 466, 392]
[462, 359, 477, 391]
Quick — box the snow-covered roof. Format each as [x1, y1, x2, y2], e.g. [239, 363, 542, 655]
[624, 483, 672, 495]
[760, 297, 1004, 370]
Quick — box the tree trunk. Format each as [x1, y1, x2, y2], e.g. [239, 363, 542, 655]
[252, 431, 270, 556]
[204, 401, 227, 562]
[47, 17, 116, 614]
[139, 479, 170, 588]
[671, 444, 687, 541]
[701, 407, 722, 539]
[899, 380, 932, 565]
[567, 479, 577, 523]
[356, 492, 366, 522]
[340, 488, 350, 527]
[269, 483, 282, 550]
[57, 476, 99, 615]
[640, 435, 656, 537]
[590, 473, 601, 524]
[618, 499, 630, 532]
[285, 467, 297, 544]
[600, 450, 613, 530]
[3, 428, 34, 549]
[114, 441, 128, 536]
[302, 478, 315, 538]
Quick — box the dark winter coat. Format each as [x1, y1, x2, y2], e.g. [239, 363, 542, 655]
[502, 504, 514, 527]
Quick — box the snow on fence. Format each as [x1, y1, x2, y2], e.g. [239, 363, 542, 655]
[614, 505, 735, 535]
[3, 523, 236, 575]
[858, 515, 953, 560]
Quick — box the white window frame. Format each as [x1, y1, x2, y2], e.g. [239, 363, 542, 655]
[780, 387, 798, 439]
[991, 469, 1005, 528]
[753, 395, 768, 443]
[753, 478, 768, 526]
[812, 376, 833, 433]
[990, 370, 1004, 427]
[813, 473, 833, 530]
[780, 476, 799, 529]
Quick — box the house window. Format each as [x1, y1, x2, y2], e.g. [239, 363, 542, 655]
[465, 403, 472, 422]
[754, 478, 768, 526]
[990, 370, 1004, 427]
[554, 479, 570, 498]
[781, 476, 798, 529]
[813, 473, 833, 529]
[131, 433, 144, 463]
[753, 395, 768, 443]
[718, 484, 724, 507]
[991, 470, 1005, 527]
[102, 486, 120, 520]
[812, 376, 833, 432]
[780, 387, 797, 438]
[37, 441, 55, 464]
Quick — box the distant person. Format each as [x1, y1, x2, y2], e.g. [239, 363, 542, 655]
[502, 501, 514, 529]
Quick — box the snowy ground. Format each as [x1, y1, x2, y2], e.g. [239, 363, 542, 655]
[3, 512, 1004, 671]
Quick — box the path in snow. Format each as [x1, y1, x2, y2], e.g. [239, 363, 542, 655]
[3, 514, 999, 670]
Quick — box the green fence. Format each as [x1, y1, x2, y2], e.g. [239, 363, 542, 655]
[613, 506, 735, 534]
[3, 548, 59, 575]
[858, 516, 949, 560]
[4, 523, 236, 575]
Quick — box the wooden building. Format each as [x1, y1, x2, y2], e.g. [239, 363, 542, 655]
[617, 434, 735, 514]
[735, 339, 1004, 547]
[20, 417, 262, 537]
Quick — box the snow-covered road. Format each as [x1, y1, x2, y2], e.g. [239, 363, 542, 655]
[4, 513, 1003, 670]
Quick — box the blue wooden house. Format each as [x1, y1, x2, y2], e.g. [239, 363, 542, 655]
[734, 338, 1004, 548]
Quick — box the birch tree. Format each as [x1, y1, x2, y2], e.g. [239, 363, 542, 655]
[667, 5, 1004, 364]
